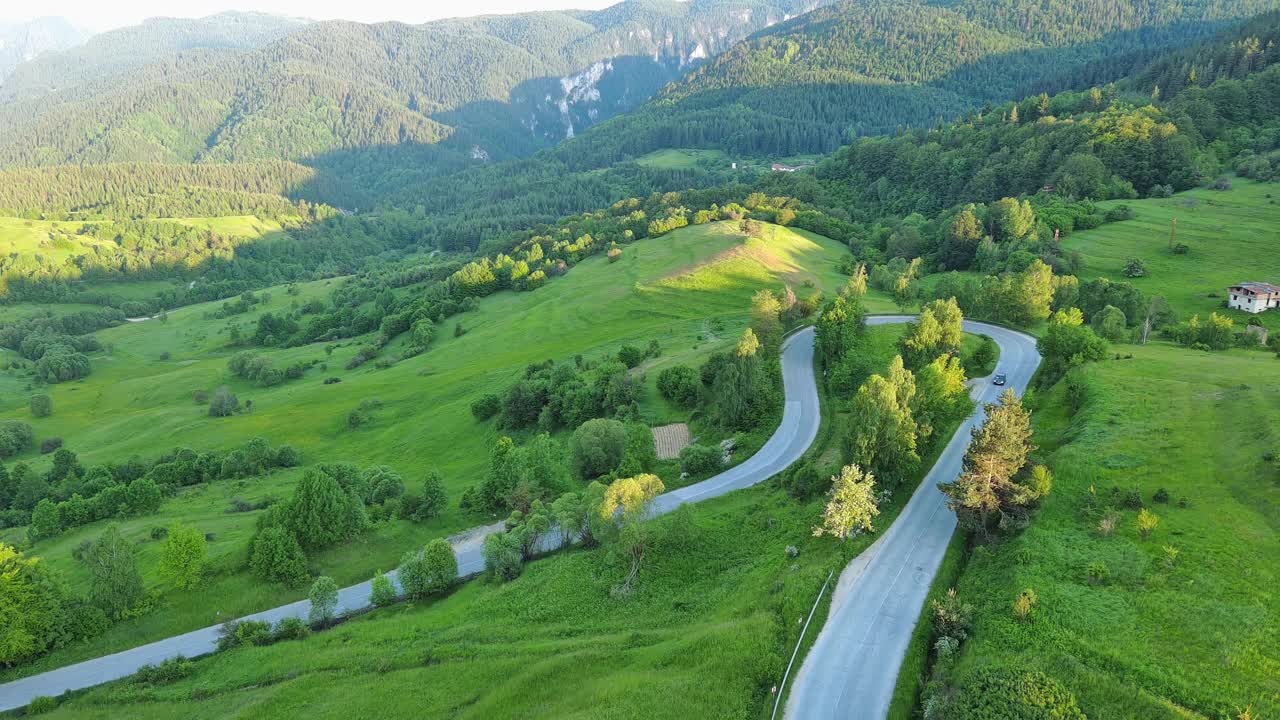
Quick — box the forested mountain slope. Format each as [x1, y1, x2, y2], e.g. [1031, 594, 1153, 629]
[0, 1, 822, 207]
[0, 17, 89, 82]
[557, 0, 1280, 163]
[0, 13, 309, 104]
[354, 0, 1280, 241]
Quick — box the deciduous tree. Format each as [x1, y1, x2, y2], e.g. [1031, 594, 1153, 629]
[814, 464, 880, 539]
[159, 524, 207, 590]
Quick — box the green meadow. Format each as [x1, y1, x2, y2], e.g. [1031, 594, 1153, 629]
[2, 220, 893, 678]
[634, 148, 728, 170]
[24, 321, 966, 720]
[947, 341, 1280, 717]
[1068, 179, 1280, 331]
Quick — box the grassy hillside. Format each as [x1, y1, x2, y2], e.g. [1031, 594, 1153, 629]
[1067, 179, 1280, 331]
[19, 322, 943, 720]
[946, 342, 1280, 717]
[0, 220, 874, 678]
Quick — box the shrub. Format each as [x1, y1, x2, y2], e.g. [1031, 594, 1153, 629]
[617, 344, 645, 369]
[482, 531, 524, 581]
[208, 386, 239, 417]
[134, 656, 193, 684]
[1136, 508, 1160, 540]
[26, 696, 57, 714]
[1085, 560, 1109, 585]
[29, 394, 51, 418]
[930, 588, 974, 640]
[1212, 176, 1233, 190]
[572, 418, 628, 479]
[1121, 257, 1146, 278]
[950, 667, 1085, 720]
[193, 389, 209, 404]
[421, 538, 459, 593]
[323, 377, 341, 385]
[607, 247, 622, 263]
[275, 445, 301, 467]
[249, 526, 309, 587]
[1097, 511, 1118, 536]
[1012, 588, 1038, 621]
[40, 437, 63, 454]
[679, 444, 723, 475]
[1152, 487, 1170, 503]
[0, 420, 33, 457]
[370, 570, 397, 607]
[1104, 205, 1133, 221]
[656, 365, 700, 407]
[273, 616, 310, 641]
[470, 393, 501, 420]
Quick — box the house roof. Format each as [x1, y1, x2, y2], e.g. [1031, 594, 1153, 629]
[1230, 282, 1280, 295]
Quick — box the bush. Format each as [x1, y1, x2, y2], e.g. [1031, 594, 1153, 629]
[273, 616, 310, 641]
[370, 570, 397, 607]
[40, 437, 63, 454]
[679, 444, 722, 475]
[29, 394, 51, 418]
[1121, 257, 1146, 278]
[1152, 487, 1170, 503]
[470, 393, 501, 421]
[249, 526, 309, 587]
[218, 619, 273, 650]
[950, 667, 1085, 720]
[617, 344, 645, 369]
[656, 365, 701, 407]
[208, 386, 239, 417]
[572, 418, 628, 479]
[0, 420, 33, 457]
[1012, 588, 1038, 621]
[193, 389, 209, 404]
[135, 656, 193, 684]
[26, 696, 58, 714]
[482, 530, 524, 581]
[1104, 205, 1133, 221]
[1211, 176, 1233, 191]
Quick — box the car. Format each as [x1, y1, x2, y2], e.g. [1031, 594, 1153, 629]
[993, 373, 1007, 386]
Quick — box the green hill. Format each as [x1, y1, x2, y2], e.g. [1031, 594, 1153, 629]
[944, 342, 1280, 718]
[0, 219, 866, 678]
[1066, 179, 1280, 331]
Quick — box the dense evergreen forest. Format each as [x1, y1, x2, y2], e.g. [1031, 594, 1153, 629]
[0, 162, 318, 219]
[0, 12, 307, 104]
[0, 0, 816, 209]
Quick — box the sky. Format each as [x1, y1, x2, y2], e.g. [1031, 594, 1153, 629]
[3, 0, 622, 32]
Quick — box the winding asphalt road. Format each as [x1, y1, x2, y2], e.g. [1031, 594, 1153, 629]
[784, 317, 1041, 720]
[0, 319, 1038, 714]
[0, 329, 822, 712]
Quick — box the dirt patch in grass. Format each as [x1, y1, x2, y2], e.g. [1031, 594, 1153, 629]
[652, 423, 691, 460]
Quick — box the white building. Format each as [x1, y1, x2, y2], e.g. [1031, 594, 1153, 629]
[1227, 282, 1280, 313]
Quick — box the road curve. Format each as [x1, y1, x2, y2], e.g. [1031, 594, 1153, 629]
[0, 328, 822, 711]
[784, 317, 1041, 720]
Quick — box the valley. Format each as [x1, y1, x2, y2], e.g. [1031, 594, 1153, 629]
[1, 1, 1278, 718]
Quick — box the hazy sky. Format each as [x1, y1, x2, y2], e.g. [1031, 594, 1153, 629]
[4, 1, 622, 32]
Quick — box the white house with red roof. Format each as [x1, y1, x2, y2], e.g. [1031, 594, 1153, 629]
[1228, 282, 1280, 313]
